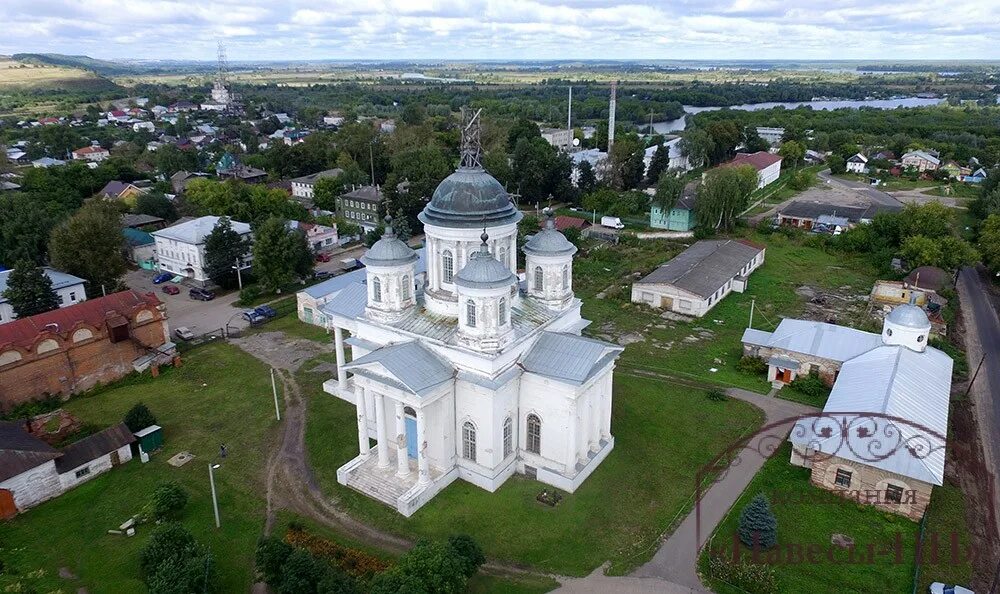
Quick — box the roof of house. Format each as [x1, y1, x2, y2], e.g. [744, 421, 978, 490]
[98, 181, 137, 197]
[152, 216, 251, 245]
[343, 341, 455, 396]
[122, 213, 165, 228]
[674, 180, 699, 211]
[553, 216, 589, 231]
[123, 227, 155, 247]
[726, 151, 782, 171]
[291, 169, 344, 185]
[790, 343, 952, 485]
[741, 319, 884, 363]
[55, 423, 135, 473]
[778, 200, 901, 222]
[0, 290, 160, 351]
[73, 146, 108, 155]
[847, 153, 868, 163]
[0, 268, 86, 305]
[902, 150, 941, 165]
[520, 332, 623, 385]
[905, 266, 952, 292]
[320, 282, 369, 320]
[341, 185, 383, 203]
[0, 421, 61, 482]
[634, 240, 764, 299]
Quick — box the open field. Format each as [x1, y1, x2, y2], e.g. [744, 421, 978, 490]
[302, 354, 765, 576]
[0, 57, 113, 90]
[698, 443, 972, 594]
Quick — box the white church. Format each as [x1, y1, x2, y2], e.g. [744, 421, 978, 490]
[319, 111, 622, 516]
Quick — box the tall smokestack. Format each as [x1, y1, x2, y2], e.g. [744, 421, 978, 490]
[608, 81, 617, 152]
[567, 86, 572, 132]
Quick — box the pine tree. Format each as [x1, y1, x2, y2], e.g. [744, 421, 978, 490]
[203, 217, 249, 288]
[645, 143, 670, 185]
[738, 493, 778, 549]
[2, 261, 61, 318]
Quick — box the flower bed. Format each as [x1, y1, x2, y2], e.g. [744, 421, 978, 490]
[284, 527, 390, 580]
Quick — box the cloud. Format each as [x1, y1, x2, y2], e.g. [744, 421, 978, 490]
[0, 0, 998, 60]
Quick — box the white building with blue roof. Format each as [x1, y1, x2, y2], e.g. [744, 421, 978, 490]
[312, 112, 623, 516]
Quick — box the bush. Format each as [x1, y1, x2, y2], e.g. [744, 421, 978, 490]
[738, 493, 778, 549]
[708, 557, 778, 593]
[447, 535, 485, 578]
[706, 388, 729, 402]
[788, 371, 830, 400]
[256, 537, 294, 586]
[149, 481, 188, 521]
[123, 402, 157, 432]
[284, 527, 389, 579]
[140, 523, 198, 578]
[238, 285, 262, 306]
[146, 549, 217, 594]
[736, 356, 767, 375]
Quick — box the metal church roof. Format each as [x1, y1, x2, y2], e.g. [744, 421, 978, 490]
[520, 332, 623, 385]
[343, 341, 455, 396]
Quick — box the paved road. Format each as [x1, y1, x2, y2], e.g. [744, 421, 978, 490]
[126, 268, 246, 337]
[956, 266, 1000, 535]
[630, 388, 819, 590]
[816, 169, 903, 208]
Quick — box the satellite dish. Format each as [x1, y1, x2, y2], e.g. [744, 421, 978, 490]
[572, 137, 580, 147]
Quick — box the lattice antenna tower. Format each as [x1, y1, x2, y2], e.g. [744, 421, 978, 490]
[460, 107, 483, 169]
[216, 41, 228, 86]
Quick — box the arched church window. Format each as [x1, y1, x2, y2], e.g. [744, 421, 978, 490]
[466, 300, 476, 327]
[503, 417, 513, 458]
[498, 297, 507, 326]
[462, 421, 477, 462]
[562, 265, 569, 290]
[372, 277, 382, 302]
[526, 414, 541, 454]
[499, 246, 508, 269]
[443, 250, 454, 283]
[401, 275, 410, 300]
[534, 266, 543, 291]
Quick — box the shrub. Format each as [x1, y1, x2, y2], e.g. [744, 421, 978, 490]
[788, 371, 830, 400]
[447, 535, 485, 578]
[238, 285, 262, 306]
[123, 402, 157, 432]
[735, 356, 767, 375]
[140, 523, 198, 578]
[149, 481, 188, 522]
[708, 557, 778, 593]
[284, 527, 390, 580]
[738, 493, 778, 549]
[146, 548, 218, 594]
[706, 388, 729, 402]
[256, 537, 294, 586]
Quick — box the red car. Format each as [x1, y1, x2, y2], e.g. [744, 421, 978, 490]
[315, 252, 332, 263]
[161, 284, 180, 295]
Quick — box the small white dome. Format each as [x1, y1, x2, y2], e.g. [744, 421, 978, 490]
[886, 304, 931, 329]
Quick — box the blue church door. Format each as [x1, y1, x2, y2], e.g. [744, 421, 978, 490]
[405, 409, 418, 459]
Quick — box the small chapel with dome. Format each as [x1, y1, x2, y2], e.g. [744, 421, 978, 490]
[320, 110, 622, 516]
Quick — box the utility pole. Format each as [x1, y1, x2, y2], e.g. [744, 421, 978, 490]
[270, 368, 281, 421]
[369, 141, 375, 185]
[964, 353, 987, 398]
[233, 257, 244, 290]
[749, 298, 755, 329]
[208, 463, 221, 528]
[608, 81, 617, 152]
[567, 85, 572, 132]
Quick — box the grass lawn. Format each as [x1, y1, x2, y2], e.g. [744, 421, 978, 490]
[301, 353, 765, 576]
[0, 342, 281, 593]
[699, 443, 919, 593]
[575, 232, 879, 392]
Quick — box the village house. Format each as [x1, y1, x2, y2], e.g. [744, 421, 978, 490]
[169, 170, 207, 194]
[71, 145, 110, 163]
[743, 304, 952, 520]
[725, 151, 782, 189]
[337, 185, 384, 231]
[901, 150, 940, 172]
[845, 153, 869, 174]
[216, 153, 267, 184]
[288, 220, 339, 253]
[649, 180, 698, 232]
[97, 180, 148, 203]
[0, 291, 173, 411]
[32, 157, 66, 168]
[569, 148, 608, 186]
[631, 239, 765, 317]
[151, 216, 253, 285]
[0, 268, 87, 326]
[643, 137, 692, 174]
[0, 422, 135, 518]
[755, 127, 785, 146]
[540, 128, 574, 151]
[290, 169, 344, 204]
[776, 200, 901, 230]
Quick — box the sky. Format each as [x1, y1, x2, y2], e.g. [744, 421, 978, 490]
[1, 0, 999, 62]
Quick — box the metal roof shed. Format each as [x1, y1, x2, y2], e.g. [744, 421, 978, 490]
[134, 425, 163, 454]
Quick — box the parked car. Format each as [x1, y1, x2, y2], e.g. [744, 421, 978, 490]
[242, 310, 266, 325]
[340, 257, 363, 271]
[152, 272, 172, 284]
[254, 305, 278, 319]
[189, 288, 215, 301]
[600, 216, 625, 229]
[174, 326, 195, 341]
[314, 270, 332, 280]
[161, 284, 180, 295]
[315, 252, 332, 262]
[930, 584, 974, 594]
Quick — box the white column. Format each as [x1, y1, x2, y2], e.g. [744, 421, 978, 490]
[601, 373, 612, 440]
[417, 409, 430, 485]
[395, 401, 409, 477]
[580, 393, 592, 460]
[355, 385, 370, 457]
[565, 401, 578, 472]
[334, 326, 346, 391]
[374, 393, 390, 469]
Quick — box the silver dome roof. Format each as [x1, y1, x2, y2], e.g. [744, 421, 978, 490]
[418, 167, 523, 228]
[361, 219, 417, 267]
[886, 304, 930, 329]
[523, 211, 578, 256]
[454, 233, 516, 290]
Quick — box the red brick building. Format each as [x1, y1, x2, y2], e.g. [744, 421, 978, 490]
[0, 291, 173, 412]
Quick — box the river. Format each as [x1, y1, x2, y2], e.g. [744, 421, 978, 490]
[650, 96, 945, 133]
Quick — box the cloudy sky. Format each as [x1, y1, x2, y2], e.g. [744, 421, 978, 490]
[1, 0, 998, 62]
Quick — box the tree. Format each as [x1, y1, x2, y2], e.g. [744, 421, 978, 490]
[135, 192, 178, 222]
[149, 482, 188, 522]
[140, 523, 198, 578]
[252, 217, 314, 293]
[979, 214, 1000, 273]
[576, 160, 597, 195]
[123, 402, 157, 432]
[255, 537, 293, 586]
[778, 140, 805, 169]
[447, 535, 485, 578]
[370, 540, 468, 594]
[607, 136, 644, 190]
[277, 549, 324, 594]
[938, 236, 979, 270]
[742, 128, 769, 154]
[898, 202, 953, 240]
[826, 154, 845, 175]
[49, 201, 127, 292]
[695, 165, 759, 232]
[738, 493, 777, 549]
[1, 261, 60, 318]
[0, 193, 62, 265]
[680, 128, 713, 169]
[507, 117, 540, 150]
[645, 143, 670, 185]
[654, 173, 686, 212]
[203, 217, 250, 288]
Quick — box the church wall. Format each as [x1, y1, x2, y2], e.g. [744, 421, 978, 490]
[519, 372, 576, 473]
[422, 390, 455, 471]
